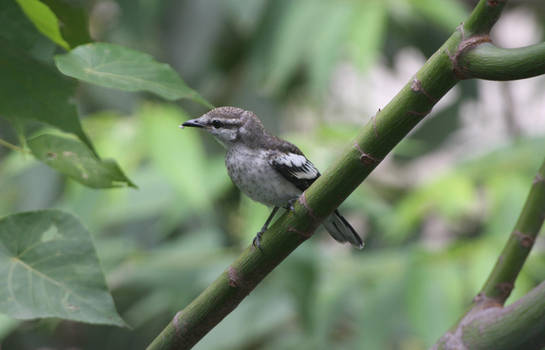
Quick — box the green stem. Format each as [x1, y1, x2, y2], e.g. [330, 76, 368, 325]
[458, 42, 545, 80]
[464, 0, 507, 34]
[435, 280, 545, 350]
[479, 159, 545, 303]
[0, 137, 29, 154]
[433, 158, 545, 349]
[147, 1, 510, 349]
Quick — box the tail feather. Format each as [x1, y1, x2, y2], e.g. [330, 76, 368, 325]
[322, 210, 364, 249]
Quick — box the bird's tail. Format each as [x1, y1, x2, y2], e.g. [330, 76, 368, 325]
[322, 210, 364, 249]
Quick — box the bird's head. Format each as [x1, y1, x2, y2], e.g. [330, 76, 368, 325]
[181, 106, 265, 148]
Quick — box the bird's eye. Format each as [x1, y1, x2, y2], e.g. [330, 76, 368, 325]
[211, 120, 223, 129]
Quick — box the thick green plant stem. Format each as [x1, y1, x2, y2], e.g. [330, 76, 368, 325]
[436, 280, 545, 350]
[434, 159, 545, 350]
[147, 1, 511, 349]
[458, 42, 545, 80]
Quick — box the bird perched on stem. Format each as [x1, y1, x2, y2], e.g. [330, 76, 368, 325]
[181, 106, 363, 249]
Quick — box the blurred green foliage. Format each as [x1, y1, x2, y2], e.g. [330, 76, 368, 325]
[0, 210, 126, 327]
[1, 0, 545, 349]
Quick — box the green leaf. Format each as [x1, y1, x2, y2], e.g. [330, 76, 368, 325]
[0, 313, 19, 341]
[0, 210, 126, 326]
[55, 43, 213, 107]
[15, 0, 70, 50]
[0, 0, 56, 58]
[28, 133, 136, 189]
[0, 40, 95, 152]
[40, 0, 92, 47]
[223, 0, 268, 33]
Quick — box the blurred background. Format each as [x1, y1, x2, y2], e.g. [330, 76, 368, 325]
[1, 0, 545, 349]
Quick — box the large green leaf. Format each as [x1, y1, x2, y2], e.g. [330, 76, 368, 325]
[55, 43, 212, 107]
[15, 0, 69, 50]
[28, 133, 136, 189]
[0, 210, 126, 326]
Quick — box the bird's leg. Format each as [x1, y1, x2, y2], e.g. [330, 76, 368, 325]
[285, 198, 297, 212]
[253, 206, 280, 250]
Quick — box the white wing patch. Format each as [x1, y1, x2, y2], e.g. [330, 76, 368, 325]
[273, 153, 319, 179]
[292, 168, 318, 179]
[275, 153, 307, 167]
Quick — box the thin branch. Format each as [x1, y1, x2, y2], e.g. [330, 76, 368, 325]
[434, 158, 545, 349]
[479, 159, 545, 303]
[147, 1, 510, 349]
[0, 137, 29, 154]
[458, 42, 545, 80]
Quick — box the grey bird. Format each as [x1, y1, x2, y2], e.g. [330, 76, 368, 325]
[181, 106, 364, 249]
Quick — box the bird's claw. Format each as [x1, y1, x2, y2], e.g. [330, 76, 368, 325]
[252, 230, 264, 252]
[286, 198, 297, 212]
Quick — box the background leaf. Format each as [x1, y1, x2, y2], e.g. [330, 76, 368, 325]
[0, 41, 94, 152]
[0, 0, 55, 58]
[409, 0, 468, 31]
[307, 1, 352, 94]
[348, 0, 387, 71]
[0, 313, 19, 341]
[15, 0, 69, 50]
[40, 0, 92, 47]
[140, 103, 227, 209]
[28, 133, 135, 189]
[262, 0, 322, 91]
[0, 210, 126, 326]
[55, 43, 213, 107]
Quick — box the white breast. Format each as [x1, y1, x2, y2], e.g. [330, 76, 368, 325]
[225, 147, 301, 207]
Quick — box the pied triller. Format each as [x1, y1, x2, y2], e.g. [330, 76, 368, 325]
[181, 106, 363, 249]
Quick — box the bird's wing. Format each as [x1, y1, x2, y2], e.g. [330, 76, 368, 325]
[269, 151, 320, 191]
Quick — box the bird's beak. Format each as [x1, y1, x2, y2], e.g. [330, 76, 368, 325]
[180, 119, 204, 129]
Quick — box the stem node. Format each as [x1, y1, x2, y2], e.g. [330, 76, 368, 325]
[227, 267, 241, 288]
[513, 230, 535, 248]
[353, 142, 381, 165]
[298, 192, 318, 221]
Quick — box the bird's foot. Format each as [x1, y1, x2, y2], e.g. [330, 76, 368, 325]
[252, 229, 265, 252]
[286, 198, 297, 212]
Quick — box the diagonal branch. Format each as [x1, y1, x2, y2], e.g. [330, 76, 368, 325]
[147, 1, 511, 349]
